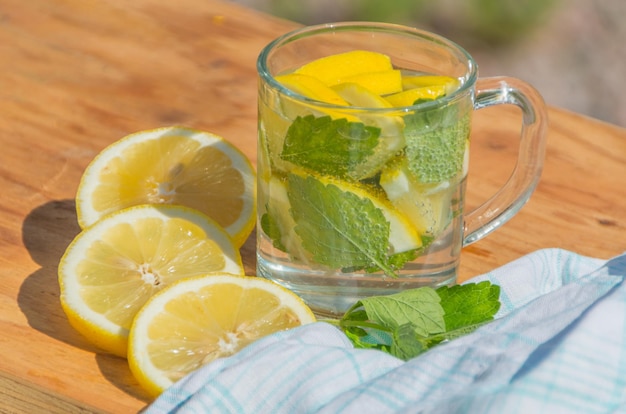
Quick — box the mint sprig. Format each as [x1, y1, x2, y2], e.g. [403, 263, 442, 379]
[326, 281, 501, 360]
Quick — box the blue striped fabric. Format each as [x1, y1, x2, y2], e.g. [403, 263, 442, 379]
[145, 249, 626, 413]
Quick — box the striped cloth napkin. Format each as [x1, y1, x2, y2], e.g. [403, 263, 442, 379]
[145, 248, 626, 413]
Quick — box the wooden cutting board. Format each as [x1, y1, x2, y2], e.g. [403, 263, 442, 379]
[0, 0, 625, 412]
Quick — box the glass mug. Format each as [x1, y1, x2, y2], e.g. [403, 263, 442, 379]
[256, 22, 547, 317]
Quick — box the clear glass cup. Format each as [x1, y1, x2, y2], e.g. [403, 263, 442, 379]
[256, 22, 547, 317]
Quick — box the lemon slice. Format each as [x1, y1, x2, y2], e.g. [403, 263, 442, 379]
[341, 70, 403, 95]
[331, 82, 394, 109]
[385, 85, 447, 107]
[76, 126, 256, 247]
[294, 50, 393, 86]
[128, 273, 316, 397]
[274, 73, 358, 123]
[58, 204, 244, 357]
[265, 176, 311, 262]
[275, 73, 349, 106]
[401, 75, 460, 94]
[380, 159, 453, 236]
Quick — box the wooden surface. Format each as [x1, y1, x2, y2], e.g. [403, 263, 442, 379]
[0, 0, 625, 412]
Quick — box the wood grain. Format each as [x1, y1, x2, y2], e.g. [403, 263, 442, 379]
[0, 370, 107, 414]
[0, 0, 624, 412]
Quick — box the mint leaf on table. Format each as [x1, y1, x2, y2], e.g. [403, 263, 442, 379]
[438, 281, 501, 331]
[280, 115, 380, 180]
[328, 282, 501, 361]
[357, 287, 445, 336]
[403, 103, 471, 184]
[286, 173, 397, 275]
[390, 323, 428, 360]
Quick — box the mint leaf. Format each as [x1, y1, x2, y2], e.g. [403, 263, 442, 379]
[437, 281, 501, 331]
[341, 308, 370, 338]
[391, 323, 484, 360]
[280, 115, 380, 179]
[431, 321, 492, 343]
[403, 104, 470, 183]
[358, 287, 445, 336]
[390, 323, 427, 360]
[386, 249, 420, 270]
[260, 212, 285, 251]
[287, 173, 395, 274]
[348, 248, 419, 274]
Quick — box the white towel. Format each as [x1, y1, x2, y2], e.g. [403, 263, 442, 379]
[145, 248, 626, 413]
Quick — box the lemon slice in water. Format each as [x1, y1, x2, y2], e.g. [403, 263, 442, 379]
[295, 50, 393, 85]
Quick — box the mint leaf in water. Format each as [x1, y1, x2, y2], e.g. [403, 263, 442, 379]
[344, 248, 419, 275]
[328, 282, 501, 361]
[403, 103, 470, 184]
[287, 173, 396, 275]
[280, 115, 380, 179]
[260, 212, 285, 251]
[359, 249, 419, 274]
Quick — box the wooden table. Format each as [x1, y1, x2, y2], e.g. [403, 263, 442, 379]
[1, 0, 624, 412]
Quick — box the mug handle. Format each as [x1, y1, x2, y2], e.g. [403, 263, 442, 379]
[462, 76, 548, 246]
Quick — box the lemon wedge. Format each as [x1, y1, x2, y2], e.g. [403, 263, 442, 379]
[58, 204, 244, 357]
[341, 70, 403, 95]
[265, 176, 311, 262]
[380, 159, 453, 236]
[331, 82, 394, 109]
[75, 126, 256, 247]
[294, 50, 393, 86]
[275, 73, 349, 106]
[274, 73, 358, 123]
[402, 75, 460, 94]
[385, 85, 447, 107]
[127, 273, 316, 397]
